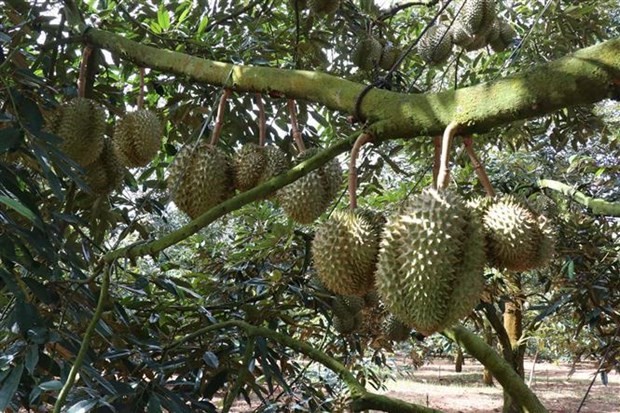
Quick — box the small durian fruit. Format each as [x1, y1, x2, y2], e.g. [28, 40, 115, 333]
[233, 143, 266, 192]
[450, 21, 475, 48]
[167, 141, 234, 219]
[383, 315, 411, 342]
[113, 109, 163, 167]
[259, 145, 290, 184]
[278, 148, 341, 224]
[352, 37, 383, 71]
[333, 313, 361, 334]
[376, 188, 486, 336]
[307, 0, 340, 15]
[458, 0, 496, 37]
[490, 20, 517, 52]
[418, 25, 453, 64]
[313, 210, 381, 296]
[51, 97, 106, 167]
[481, 196, 554, 272]
[379, 42, 401, 70]
[363, 290, 381, 308]
[84, 139, 126, 195]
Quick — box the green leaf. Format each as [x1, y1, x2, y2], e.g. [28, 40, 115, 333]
[0, 195, 38, 225]
[157, 5, 170, 30]
[66, 399, 98, 413]
[38, 379, 63, 391]
[196, 15, 209, 35]
[0, 127, 22, 152]
[147, 393, 162, 413]
[25, 344, 39, 375]
[0, 363, 24, 410]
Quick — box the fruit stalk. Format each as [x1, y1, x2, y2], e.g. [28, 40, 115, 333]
[463, 135, 496, 197]
[210, 88, 232, 146]
[256, 93, 266, 147]
[348, 132, 373, 210]
[437, 120, 459, 190]
[287, 99, 306, 152]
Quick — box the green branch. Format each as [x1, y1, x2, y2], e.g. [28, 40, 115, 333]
[443, 325, 548, 413]
[84, 28, 620, 139]
[53, 264, 111, 413]
[538, 179, 620, 216]
[166, 320, 442, 413]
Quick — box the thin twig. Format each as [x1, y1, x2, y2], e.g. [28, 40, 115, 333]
[432, 135, 441, 189]
[137, 67, 145, 110]
[287, 99, 305, 152]
[437, 121, 459, 190]
[77, 45, 92, 98]
[256, 93, 266, 147]
[463, 136, 496, 197]
[348, 133, 373, 210]
[210, 88, 232, 146]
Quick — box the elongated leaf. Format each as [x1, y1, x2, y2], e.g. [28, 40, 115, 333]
[66, 399, 98, 413]
[0, 127, 22, 152]
[0, 363, 24, 410]
[0, 195, 38, 225]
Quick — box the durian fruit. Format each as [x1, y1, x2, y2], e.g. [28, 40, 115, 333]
[83, 138, 126, 195]
[167, 141, 234, 219]
[289, 0, 307, 10]
[260, 146, 290, 185]
[490, 19, 517, 52]
[382, 315, 411, 342]
[307, 0, 340, 15]
[278, 148, 341, 224]
[312, 209, 381, 296]
[113, 109, 163, 167]
[331, 296, 364, 334]
[458, 0, 496, 37]
[479, 195, 554, 272]
[352, 37, 383, 71]
[379, 42, 401, 70]
[46, 98, 106, 167]
[418, 25, 453, 64]
[233, 143, 266, 192]
[363, 290, 381, 308]
[376, 188, 486, 336]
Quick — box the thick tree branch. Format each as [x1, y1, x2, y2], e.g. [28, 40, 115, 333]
[444, 325, 548, 413]
[538, 179, 620, 216]
[83, 28, 620, 139]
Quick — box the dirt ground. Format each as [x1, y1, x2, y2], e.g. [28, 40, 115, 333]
[377, 357, 620, 413]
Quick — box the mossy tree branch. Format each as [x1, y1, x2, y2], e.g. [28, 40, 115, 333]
[538, 179, 620, 216]
[166, 320, 442, 413]
[443, 325, 548, 413]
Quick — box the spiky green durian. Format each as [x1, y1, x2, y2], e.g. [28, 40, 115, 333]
[48, 98, 106, 167]
[490, 19, 517, 52]
[233, 143, 266, 192]
[481, 195, 554, 272]
[113, 109, 162, 167]
[458, 0, 496, 36]
[333, 313, 363, 334]
[313, 210, 381, 296]
[307, 0, 340, 15]
[352, 37, 383, 71]
[418, 25, 453, 64]
[260, 145, 289, 184]
[383, 315, 411, 342]
[363, 290, 381, 308]
[278, 148, 341, 224]
[331, 295, 363, 334]
[167, 142, 234, 219]
[379, 41, 401, 70]
[84, 139, 125, 195]
[376, 188, 486, 336]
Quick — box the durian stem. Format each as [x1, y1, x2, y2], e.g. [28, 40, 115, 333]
[256, 93, 266, 147]
[463, 136, 496, 197]
[137, 67, 145, 110]
[436, 121, 459, 190]
[210, 88, 232, 146]
[288, 99, 306, 152]
[349, 133, 373, 210]
[432, 135, 441, 189]
[77, 45, 93, 98]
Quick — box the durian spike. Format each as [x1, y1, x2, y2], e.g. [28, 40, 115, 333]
[137, 67, 145, 110]
[210, 88, 232, 146]
[77, 45, 93, 98]
[348, 132, 373, 210]
[432, 135, 441, 189]
[437, 120, 459, 190]
[463, 135, 496, 197]
[287, 99, 306, 152]
[256, 93, 266, 147]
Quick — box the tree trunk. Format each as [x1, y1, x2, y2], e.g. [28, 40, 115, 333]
[503, 277, 526, 413]
[483, 324, 495, 386]
[455, 346, 464, 373]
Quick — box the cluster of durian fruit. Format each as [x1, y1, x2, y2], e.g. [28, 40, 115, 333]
[45, 97, 163, 195]
[352, 37, 401, 71]
[289, 0, 341, 16]
[312, 188, 554, 337]
[418, 0, 517, 65]
[167, 139, 342, 223]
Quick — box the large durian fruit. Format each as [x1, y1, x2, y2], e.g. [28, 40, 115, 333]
[233, 144, 290, 193]
[83, 138, 126, 195]
[418, 25, 453, 64]
[379, 41, 401, 70]
[312, 209, 383, 296]
[352, 37, 383, 71]
[489, 19, 517, 52]
[382, 314, 412, 342]
[167, 141, 234, 219]
[307, 0, 340, 16]
[376, 188, 486, 336]
[478, 195, 554, 272]
[278, 148, 341, 224]
[331, 295, 364, 334]
[45, 97, 106, 166]
[113, 109, 163, 167]
[450, 0, 497, 50]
